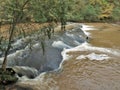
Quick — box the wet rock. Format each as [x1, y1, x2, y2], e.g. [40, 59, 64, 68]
[0, 68, 18, 85]
[13, 66, 38, 79]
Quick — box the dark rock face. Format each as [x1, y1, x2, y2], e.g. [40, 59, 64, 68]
[0, 68, 18, 85]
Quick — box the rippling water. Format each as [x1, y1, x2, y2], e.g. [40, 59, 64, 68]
[3, 23, 120, 90]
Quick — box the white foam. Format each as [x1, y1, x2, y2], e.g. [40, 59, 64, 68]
[52, 41, 71, 49]
[13, 66, 38, 78]
[76, 53, 110, 60]
[81, 24, 95, 31]
[81, 24, 96, 36]
[65, 32, 74, 38]
[18, 72, 47, 82]
[61, 48, 72, 61]
[0, 49, 27, 66]
[64, 42, 120, 56]
[57, 41, 120, 70]
[13, 39, 23, 47]
[55, 48, 73, 70]
[33, 43, 40, 48]
[74, 40, 81, 45]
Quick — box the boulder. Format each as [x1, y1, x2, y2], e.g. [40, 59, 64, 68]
[0, 68, 18, 85]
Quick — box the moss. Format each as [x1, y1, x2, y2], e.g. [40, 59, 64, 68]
[0, 68, 18, 85]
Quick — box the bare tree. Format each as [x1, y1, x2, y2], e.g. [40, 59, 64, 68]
[1, 0, 29, 71]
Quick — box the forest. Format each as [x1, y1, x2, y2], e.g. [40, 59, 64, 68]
[0, 0, 120, 24]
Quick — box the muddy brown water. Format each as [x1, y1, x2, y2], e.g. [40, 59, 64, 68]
[6, 23, 120, 90]
[51, 23, 120, 90]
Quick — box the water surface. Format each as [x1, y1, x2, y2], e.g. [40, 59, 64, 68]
[6, 23, 120, 90]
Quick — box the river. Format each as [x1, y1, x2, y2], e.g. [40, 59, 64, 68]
[1, 22, 120, 90]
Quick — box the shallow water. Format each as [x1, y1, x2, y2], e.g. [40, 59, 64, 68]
[5, 23, 120, 90]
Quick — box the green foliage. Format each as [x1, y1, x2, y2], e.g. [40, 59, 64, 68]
[112, 7, 120, 21]
[0, 0, 120, 23]
[0, 68, 18, 85]
[81, 5, 99, 21]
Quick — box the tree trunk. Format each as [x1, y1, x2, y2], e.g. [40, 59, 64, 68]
[1, 0, 29, 72]
[1, 23, 16, 71]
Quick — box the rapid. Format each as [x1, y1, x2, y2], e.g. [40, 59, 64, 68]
[1, 22, 120, 90]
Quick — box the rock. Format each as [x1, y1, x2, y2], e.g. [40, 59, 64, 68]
[0, 68, 18, 85]
[13, 66, 38, 79]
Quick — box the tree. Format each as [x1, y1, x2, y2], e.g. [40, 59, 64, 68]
[112, 7, 120, 21]
[82, 4, 99, 21]
[1, 0, 29, 71]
